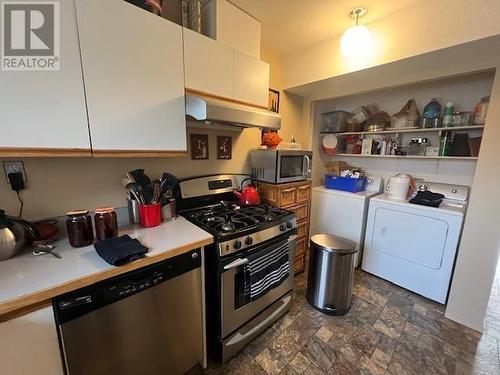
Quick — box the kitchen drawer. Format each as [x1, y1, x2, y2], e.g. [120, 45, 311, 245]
[294, 254, 305, 274]
[290, 204, 309, 223]
[279, 187, 297, 207]
[297, 221, 308, 239]
[296, 184, 311, 205]
[295, 237, 307, 256]
[257, 183, 278, 206]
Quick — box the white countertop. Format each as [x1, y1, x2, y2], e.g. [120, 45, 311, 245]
[0, 217, 213, 317]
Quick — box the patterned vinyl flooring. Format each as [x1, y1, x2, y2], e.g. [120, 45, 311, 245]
[192, 267, 500, 375]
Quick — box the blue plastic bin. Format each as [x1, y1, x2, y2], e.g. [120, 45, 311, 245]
[325, 175, 367, 193]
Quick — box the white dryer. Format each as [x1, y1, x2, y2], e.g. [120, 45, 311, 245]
[362, 182, 469, 304]
[310, 177, 383, 267]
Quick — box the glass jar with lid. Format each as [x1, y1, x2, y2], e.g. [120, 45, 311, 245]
[66, 210, 94, 248]
[94, 207, 118, 241]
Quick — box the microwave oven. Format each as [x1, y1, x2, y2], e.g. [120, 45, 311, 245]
[250, 149, 312, 184]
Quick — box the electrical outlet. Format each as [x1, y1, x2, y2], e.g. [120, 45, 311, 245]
[3, 161, 26, 183]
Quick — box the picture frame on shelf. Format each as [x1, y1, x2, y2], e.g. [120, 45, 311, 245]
[268, 89, 280, 113]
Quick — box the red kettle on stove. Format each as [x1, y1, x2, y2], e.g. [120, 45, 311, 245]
[234, 178, 261, 206]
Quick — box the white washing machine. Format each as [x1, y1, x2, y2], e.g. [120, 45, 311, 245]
[362, 182, 469, 304]
[310, 177, 383, 267]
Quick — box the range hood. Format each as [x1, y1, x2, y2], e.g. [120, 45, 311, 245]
[185, 94, 281, 130]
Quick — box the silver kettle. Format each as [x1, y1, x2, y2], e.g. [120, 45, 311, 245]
[0, 209, 39, 261]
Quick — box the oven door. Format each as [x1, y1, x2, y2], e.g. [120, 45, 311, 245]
[276, 150, 312, 183]
[220, 234, 297, 338]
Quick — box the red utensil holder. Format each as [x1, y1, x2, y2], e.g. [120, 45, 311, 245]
[139, 203, 162, 228]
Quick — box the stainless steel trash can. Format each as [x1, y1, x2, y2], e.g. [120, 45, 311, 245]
[306, 234, 357, 315]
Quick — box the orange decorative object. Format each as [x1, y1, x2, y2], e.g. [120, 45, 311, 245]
[261, 132, 282, 149]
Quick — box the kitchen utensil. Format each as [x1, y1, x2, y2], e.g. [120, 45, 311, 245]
[386, 173, 411, 200]
[0, 209, 40, 261]
[33, 244, 61, 259]
[128, 169, 152, 187]
[161, 198, 177, 222]
[26, 219, 59, 246]
[152, 183, 161, 204]
[234, 178, 261, 206]
[127, 198, 140, 224]
[139, 203, 162, 228]
[365, 124, 386, 132]
[125, 182, 146, 205]
[321, 134, 338, 155]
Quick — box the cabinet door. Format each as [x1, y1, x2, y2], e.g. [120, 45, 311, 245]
[0, 307, 63, 374]
[0, 0, 90, 156]
[233, 50, 269, 108]
[76, 0, 186, 156]
[183, 28, 234, 100]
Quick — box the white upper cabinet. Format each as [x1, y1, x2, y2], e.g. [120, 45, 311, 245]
[0, 0, 90, 156]
[75, 0, 187, 156]
[233, 50, 270, 108]
[202, 0, 261, 59]
[183, 28, 234, 99]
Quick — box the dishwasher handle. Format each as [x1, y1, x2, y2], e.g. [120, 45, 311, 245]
[58, 295, 93, 310]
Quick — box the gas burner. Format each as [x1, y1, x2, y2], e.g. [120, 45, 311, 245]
[185, 203, 291, 236]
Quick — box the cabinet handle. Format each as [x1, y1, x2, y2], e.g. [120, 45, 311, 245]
[282, 188, 296, 193]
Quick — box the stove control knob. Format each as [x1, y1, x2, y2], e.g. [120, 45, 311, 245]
[286, 221, 293, 229]
[245, 236, 253, 246]
[279, 224, 287, 232]
[233, 240, 242, 249]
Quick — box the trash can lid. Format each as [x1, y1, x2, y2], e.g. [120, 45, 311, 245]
[310, 234, 357, 254]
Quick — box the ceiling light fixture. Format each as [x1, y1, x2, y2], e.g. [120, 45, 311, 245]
[340, 7, 371, 58]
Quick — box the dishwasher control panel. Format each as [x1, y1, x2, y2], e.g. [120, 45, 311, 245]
[104, 270, 166, 299]
[53, 248, 201, 324]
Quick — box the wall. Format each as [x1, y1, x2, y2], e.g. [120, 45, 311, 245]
[260, 46, 308, 147]
[310, 71, 494, 187]
[446, 60, 500, 331]
[282, 0, 500, 90]
[0, 126, 261, 220]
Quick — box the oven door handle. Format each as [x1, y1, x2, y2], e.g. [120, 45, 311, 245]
[223, 258, 249, 270]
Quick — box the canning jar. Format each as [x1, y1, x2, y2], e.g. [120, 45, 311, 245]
[66, 210, 94, 248]
[474, 96, 489, 125]
[94, 207, 118, 241]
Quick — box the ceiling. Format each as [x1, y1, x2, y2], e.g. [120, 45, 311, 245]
[229, 0, 423, 55]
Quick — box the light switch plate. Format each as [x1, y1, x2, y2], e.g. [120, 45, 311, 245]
[3, 161, 27, 183]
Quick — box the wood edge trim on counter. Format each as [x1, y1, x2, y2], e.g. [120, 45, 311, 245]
[92, 150, 188, 158]
[0, 238, 213, 323]
[185, 88, 268, 110]
[0, 148, 92, 157]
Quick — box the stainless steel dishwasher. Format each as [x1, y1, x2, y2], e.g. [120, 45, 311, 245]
[53, 248, 204, 375]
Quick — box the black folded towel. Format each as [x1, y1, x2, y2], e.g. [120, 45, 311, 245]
[409, 190, 445, 208]
[94, 235, 148, 266]
[243, 239, 290, 302]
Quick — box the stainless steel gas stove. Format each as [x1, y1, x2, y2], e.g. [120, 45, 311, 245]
[176, 174, 297, 363]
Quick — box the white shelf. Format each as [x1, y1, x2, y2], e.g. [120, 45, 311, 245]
[335, 153, 478, 161]
[321, 125, 485, 136]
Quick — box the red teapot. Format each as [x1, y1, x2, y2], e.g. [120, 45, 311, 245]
[234, 178, 261, 206]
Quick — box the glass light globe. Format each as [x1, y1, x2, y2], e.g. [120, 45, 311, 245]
[340, 25, 371, 57]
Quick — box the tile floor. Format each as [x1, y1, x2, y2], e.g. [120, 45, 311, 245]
[197, 268, 500, 375]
